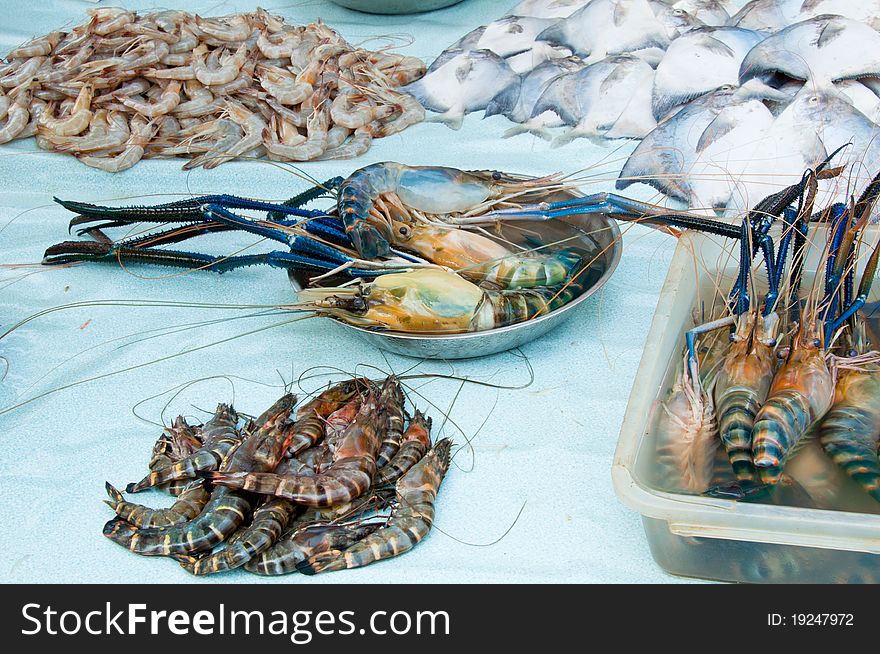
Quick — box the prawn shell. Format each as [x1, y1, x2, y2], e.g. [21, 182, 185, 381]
[752, 345, 834, 484]
[714, 338, 774, 481]
[818, 369, 880, 502]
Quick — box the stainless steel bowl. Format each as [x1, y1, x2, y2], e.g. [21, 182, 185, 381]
[328, 0, 465, 14]
[328, 200, 622, 359]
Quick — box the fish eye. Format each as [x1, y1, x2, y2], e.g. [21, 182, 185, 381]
[672, 8, 685, 15]
[809, 95, 819, 104]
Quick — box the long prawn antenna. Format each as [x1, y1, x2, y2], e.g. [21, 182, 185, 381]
[826, 228, 880, 344]
[787, 211, 809, 325]
[822, 169, 880, 346]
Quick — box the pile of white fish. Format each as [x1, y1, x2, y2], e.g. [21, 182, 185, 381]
[404, 0, 880, 215]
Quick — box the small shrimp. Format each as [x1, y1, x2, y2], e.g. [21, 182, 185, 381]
[120, 80, 181, 118]
[88, 8, 135, 36]
[8, 32, 63, 59]
[330, 89, 394, 129]
[103, 394, 296, 556]
[48, 110, 130, 153]
[144, 64, 195, 81]
[160, 52, 192, 67]
[0, 88, 30, 144]
[95, 78, 150, 102]
[316, 123, 375, 160]
[198, 100, 265, 168]
[172, 80, 217, 118]
[195, 14, 253, 42]
[193, 43, 248, 85]
[375, 377, 406, 468]
[208, 392, 386, 508]
[752, 329, 834, 484]
[370, 89, 425, 138]
[104, 481, 210, 528]
[126, 403, 239, 493]
[0, 56, 45, 88]
[256, 63, 310, 105]
[38, 82, 93, 136]
[170, 27, 199, 54]
[114, 41, 170, 73]
[78, 115, 156, 172]
[176, 498, 296, 575]
[262, 103, 328, 161]
[375, 410, 432, 486]
[714, 313, 776, 481]
[297, 439, 452, 575]
[256, 31, 302, 59]
[655, 355, 719, 493]
[180, 118, 242, 169]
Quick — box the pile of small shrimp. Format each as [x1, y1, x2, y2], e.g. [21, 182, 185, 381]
[0, 7, 426, 171]
[102, 375, 452, 576]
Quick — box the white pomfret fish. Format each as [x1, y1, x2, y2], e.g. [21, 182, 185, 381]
[536, 0, 694, 64]
[652, 26, 764, 120]
[739, 16, 880, 86]
[402, 50, 519, 129]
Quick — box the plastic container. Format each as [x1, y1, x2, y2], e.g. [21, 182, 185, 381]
[613, 229, 880, 583]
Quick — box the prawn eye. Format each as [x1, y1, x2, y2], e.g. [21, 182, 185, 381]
[492, 171, 502, 181]
[398, 225, 410, 238]
[811, 338, 821, 348]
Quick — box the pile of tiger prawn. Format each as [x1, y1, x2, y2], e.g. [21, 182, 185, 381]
[102, 375, 452, 576]
[0, 7, 425, 171]
[654, 165, 880, 511]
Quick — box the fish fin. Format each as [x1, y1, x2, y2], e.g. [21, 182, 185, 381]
[450, 27, 485, 53]
[815, 19, 846, 49]
[598, 58, 639, 97]
[550, 129, 581, 148]
[693, 33, 736, 59]
[619, 145, 690, 200]
[536, 22, 567, 47]
[612, 0, 628, 26]
[652, 90, 708, 121]
[484, 80, 522, 119]
[426, 47, 465, 73]
[696, 111, 740, 153]
[501, 124, 554, 140]
[426, 109, 465, 130]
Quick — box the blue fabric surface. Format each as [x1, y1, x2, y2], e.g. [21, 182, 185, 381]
[0, 0, 698, 583]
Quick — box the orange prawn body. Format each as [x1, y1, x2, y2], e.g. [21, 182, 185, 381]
[752, 334, 834, 484]
[714, 333, 775, 481]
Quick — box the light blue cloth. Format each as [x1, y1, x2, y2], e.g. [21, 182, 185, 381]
[0, 0, 698, 583]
